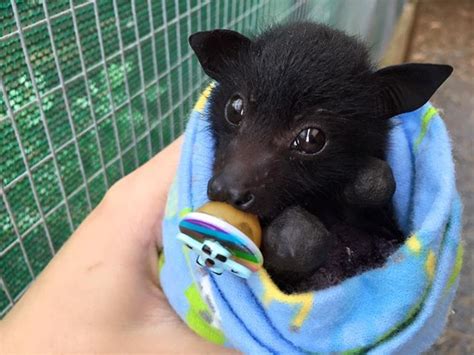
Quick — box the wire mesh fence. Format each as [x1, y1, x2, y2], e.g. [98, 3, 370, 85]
[0, 0, 403, 317]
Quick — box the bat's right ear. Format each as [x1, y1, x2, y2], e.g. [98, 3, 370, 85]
[189, 29, 251, 81]
[372, 63, 453, 119]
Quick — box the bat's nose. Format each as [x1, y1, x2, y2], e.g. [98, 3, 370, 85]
[207, 175, 227, 201]
[207, 175, 255, 211]
[228, 189, 255, 210]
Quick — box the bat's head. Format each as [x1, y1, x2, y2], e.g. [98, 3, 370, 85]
[190, 22, 452, 219]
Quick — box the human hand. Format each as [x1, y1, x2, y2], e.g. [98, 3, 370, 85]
[0, 137, 236, 354]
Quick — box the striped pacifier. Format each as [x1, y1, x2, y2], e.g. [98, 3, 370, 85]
[178, 202, 263, 279]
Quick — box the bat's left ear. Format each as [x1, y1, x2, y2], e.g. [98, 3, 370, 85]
[373, 63, 453, 119]
[189, 29, 252, 81]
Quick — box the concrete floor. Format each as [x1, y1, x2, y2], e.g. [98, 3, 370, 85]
[406, 0, 473, 353]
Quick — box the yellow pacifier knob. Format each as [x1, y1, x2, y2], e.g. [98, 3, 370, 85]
[197, 201, 262, 247]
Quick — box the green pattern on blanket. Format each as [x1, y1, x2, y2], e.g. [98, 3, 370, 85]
[445, 243, 464, 291]
[185, 283, 226, 345]
[164, 180, 179, 219]
[179, 207, 193, 218]
[158, 253, 165, 273]
[415, 106, 438, 149]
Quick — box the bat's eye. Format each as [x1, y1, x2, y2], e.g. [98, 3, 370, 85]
[225, 94, 245, 125]
[291, 128, 326, 155]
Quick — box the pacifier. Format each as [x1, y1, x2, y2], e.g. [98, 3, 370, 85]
[178, 202, 263, 278]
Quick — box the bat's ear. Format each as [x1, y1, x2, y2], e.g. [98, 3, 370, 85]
[189, 29, 252, 81]
[373, 63, 453, 119]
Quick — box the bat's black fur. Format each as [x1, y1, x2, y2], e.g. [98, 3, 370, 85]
[189, 22, 452, 293]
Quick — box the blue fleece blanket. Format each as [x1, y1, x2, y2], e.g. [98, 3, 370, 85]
[160, 85, 463, 354]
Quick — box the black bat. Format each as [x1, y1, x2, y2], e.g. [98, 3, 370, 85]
[189, 22, 452, 293]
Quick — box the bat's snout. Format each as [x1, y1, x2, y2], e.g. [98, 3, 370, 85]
[207, 174, 256, 211]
